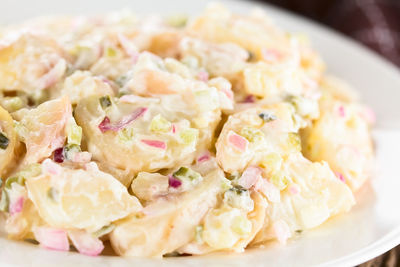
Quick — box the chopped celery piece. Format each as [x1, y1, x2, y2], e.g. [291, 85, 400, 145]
[240, 127, 264, 143]
[93, 224, 116, 238]
[150, 114, 171, 133]
[105, 47, 117, 57]
[5, 176, 24, 189]
[231, 215, 252, 235]
[14, 121, 28, 142]
[173, 167, 201, 182]
[99, 96, 112, 109]
[66, 119, 82, 146]
[270, 172, 289, 190]
[117, 127, 134, 143]
[224, 186, 254, 212]
[179, 128, 198, 145]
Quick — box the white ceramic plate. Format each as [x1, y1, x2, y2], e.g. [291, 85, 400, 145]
[1, 0, 400, 266]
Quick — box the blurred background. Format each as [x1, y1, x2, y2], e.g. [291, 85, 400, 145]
[260, 0, 400, 67]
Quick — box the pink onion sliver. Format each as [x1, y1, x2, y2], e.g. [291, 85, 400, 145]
[335, 172, 346, 183]
[98, 107, 147, 133]
[9, 196, 24, 216]
[254, 178, 280, 203]
[238, 166, 262, 189]
[33, 227, 69, 251]
[262, 48, 282, 62]
[197, 71, 209, 82]
[42, 159, 62, 176]
[141, 139, 166, 149]
[171, 124, 176, 134]
[220, 87, 234, 100]
[273, 220, 291, 244]
[228, 131, 248, 152]
[72, 152, 92, 163]
[68, 230, 104, 257]
[119, 94, 140, 104]
[338, 105, 346, 117]
[197, 153, 210, 163]
[117, 34, 139, 62]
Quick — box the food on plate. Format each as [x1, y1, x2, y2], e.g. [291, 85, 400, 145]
[0, 4, 374, 258]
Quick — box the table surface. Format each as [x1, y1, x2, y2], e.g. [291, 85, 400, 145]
[359, 245, 400, 267]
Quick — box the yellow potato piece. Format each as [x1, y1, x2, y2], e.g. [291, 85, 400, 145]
[26, 162, 142, 232]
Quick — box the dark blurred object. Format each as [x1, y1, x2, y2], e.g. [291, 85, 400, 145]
[262, 0, 400, 67]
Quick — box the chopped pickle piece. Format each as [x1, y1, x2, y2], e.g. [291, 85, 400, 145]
[150, 114, 171, 133]
[240, 127, 264, 143]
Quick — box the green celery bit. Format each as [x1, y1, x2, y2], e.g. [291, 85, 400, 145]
[270, 172, 289, 190]
[179, 128, 198, 145]
[173, 167, 201, 181]
[93, 224, 116, 238]
[99, 96, 112, 109]
[5, 176, 24, 189]
[150, 114, 171, 133]
[240, 127, 264, 143]
[105, 47, 117, 57]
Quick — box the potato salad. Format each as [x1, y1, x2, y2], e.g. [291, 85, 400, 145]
[0, 4, 374, 257]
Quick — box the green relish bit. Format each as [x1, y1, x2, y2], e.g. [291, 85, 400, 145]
[150, 114, 171, 133]
[240, 127, 264, 143]
[247, 51, 255, 61]
[173, 167, 201, 181]
[99, 96, 112, 109]
[0, 132, 9, 150]
[93, 224, 116, 238]
[105, 47, 117, 57]
[115, 75, 128, 88]
[258, 112, 277, 122]
[0, 189, 9, 212]
[270, 172, 289, 190]
[5, 176, 25, 189]
[229, 185, 247, 195]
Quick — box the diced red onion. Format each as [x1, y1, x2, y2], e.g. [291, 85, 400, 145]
[220, 87, 234, 100]
[98, 107, 147, 133]
[171, 124, 176, 134]
[237, 166, 262, 189]
[335, 172, 346, 183]
[254, 178, 280, 203]
[9, 196, 24, 216]
[168, 175, 182, 188]
[197, 71, 209, 82]
[262, 48, 282, 62]
[338, 105, 346, 118]
[33, 227, 69, 251]
[141, 139, 166, 149]
[72, 152, 92, 163]
[227, 131, 248, 152]
[68, 230, 104, 257]
[53, 147, 64, 163]
[242, 95, 256, 103]
[117, 34, 139, 63]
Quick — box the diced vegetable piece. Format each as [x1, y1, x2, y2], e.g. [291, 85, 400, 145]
[53, 147, 64, 163]
[9, 196, 24, 216]
[0, 132, 9, 149]
[150, 114, 171, 133]
[258, 112, 277, 122]
[99, 96, 112, 109]
[237, 166, 262, 189]
[287, 132, 301, 151]
[240, 127, 264, 143]
[270, 172, 289, 190]
[227, 131, 248, 152]
[33, 227, 69, 251]
[166, 14, 188, 27]
[179, 128, 198, 145]
[141, 139, 166, 149]
[47, 187, 59, 202]
[66, 119, 82, 146]
[98, 107, 147, 133]
[168, 175, 182, 188]
[105, 47, 117, 57]
[93, 224, 115, 238]
[173, 167, 202, 182]
[259, 153, 282, 175]
[224, 186, 254, 212]
[131, 172, 169, 200]
[68, 230, 104, 256]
